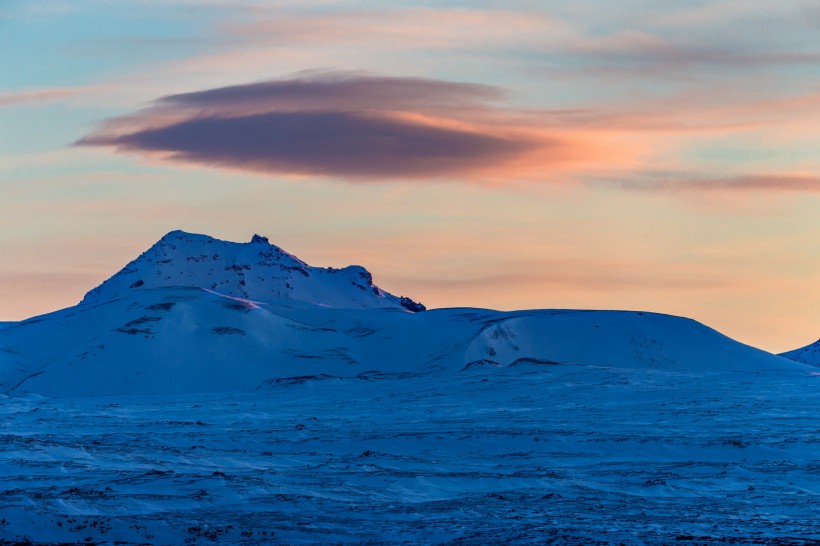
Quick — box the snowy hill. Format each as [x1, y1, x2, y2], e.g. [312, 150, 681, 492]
[0, 230, 808, 397]
[81, 230, 425, 311]
[780, 338, 820, 366]
[0, 294, 805, 397]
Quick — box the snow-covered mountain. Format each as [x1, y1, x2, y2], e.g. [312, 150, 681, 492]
[0, 230, 808, 397]
[81, 230, 425, 311]
[2, 231, 818, 544]
[780, 338, 820, 366]
[0, 286, 804, 397]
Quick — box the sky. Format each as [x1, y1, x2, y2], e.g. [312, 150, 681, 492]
[1, 0, 818, 352]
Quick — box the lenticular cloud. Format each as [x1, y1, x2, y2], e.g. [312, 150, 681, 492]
[77, 72, 539, 180]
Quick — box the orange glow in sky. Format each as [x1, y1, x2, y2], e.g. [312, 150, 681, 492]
[1, 1, 818, 353]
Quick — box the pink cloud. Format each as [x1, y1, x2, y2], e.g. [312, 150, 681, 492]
[77, 72, 639, 182]
[72, 67, 820, 190]
[0, 88, 78, 108]
[605, 173, 820, 193]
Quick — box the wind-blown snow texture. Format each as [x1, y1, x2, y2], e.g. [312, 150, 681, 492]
[0, 231, 818, 544]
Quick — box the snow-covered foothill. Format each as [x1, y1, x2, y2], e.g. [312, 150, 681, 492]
[780, 338, 820, 366]
[0, 230, 809, 397]
[0, 248, 808, 397]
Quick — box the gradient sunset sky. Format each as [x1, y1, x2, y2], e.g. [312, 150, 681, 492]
[1, 1, 819, 352]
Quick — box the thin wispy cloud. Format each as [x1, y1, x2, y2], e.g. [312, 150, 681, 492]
[219, 6, 820, 81]
[157, 72, 504, 114]
[0, 88, 78, 108]
[608, 173, 820, 193]
[566, 31, 820, 75]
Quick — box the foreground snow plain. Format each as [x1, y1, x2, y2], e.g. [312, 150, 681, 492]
[1, 365, 819, 544]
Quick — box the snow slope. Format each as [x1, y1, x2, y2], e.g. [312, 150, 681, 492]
[780, 339, 820, 366]
[0, 287, 806, 397]
[81, 230, 424, 311]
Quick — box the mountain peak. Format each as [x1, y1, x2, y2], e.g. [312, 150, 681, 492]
[81, 231, 425, 312]
[162, 229, 190, 239]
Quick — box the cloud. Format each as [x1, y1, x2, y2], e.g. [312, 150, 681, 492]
[223, 8, 568, 52]
[81, 110, 535, 179]
[158, 71, 504, 113]
[606, 173, 820, 193]
[0, 88, 77, 108]
[568, 31, 820, 74]
[217, 7, 820, 83]
[76, 71, 819, 188]
[77, 72, 551, 180]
